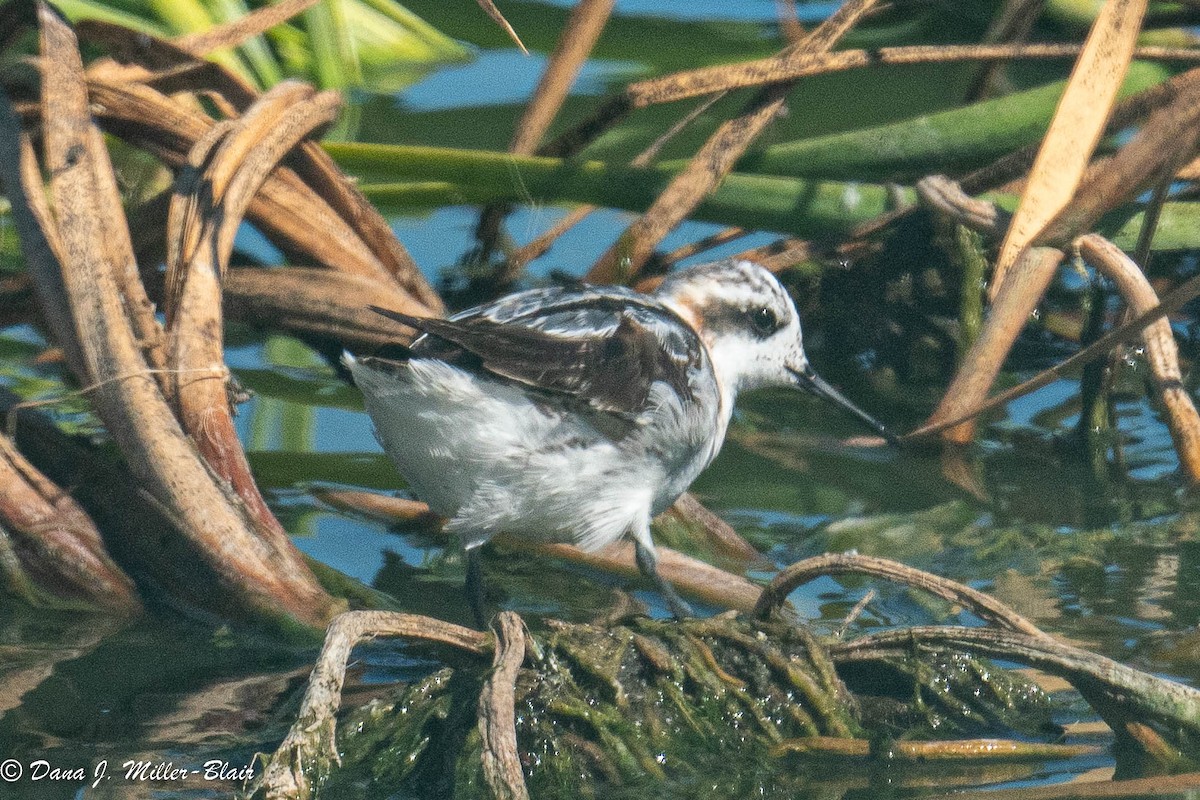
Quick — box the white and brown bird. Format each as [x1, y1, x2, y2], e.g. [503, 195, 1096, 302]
[345, 258, 894, 624]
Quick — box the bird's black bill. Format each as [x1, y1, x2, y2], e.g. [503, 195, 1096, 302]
[789, 366, 899, 446]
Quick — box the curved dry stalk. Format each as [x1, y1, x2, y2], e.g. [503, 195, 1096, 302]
[165, 82, 342, 544]
[479, 612, 531, 800]
[753, 553, 1045, 636]
[831, 625, 1200, 740]
[85, 76, 393, 282]
[916, 175, 1008, 234]
[1075, 234, 1200, 484]
[0, 434, 139, 612]
[256, 610, 488, 800]
[78, 18, 440, 311]
[587, 0, 881, 283]
[12, 3, 337, 628]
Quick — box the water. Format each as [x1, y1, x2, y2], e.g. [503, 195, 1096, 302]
[2, 0, 1200, 797]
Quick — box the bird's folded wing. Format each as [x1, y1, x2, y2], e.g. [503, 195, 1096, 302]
[369, 305, 700, 415]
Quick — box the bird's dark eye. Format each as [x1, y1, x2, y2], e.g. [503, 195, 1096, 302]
[749, 306, 779, 337]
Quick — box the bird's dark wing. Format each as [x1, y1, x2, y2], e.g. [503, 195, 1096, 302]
[368, 297, 703, 416]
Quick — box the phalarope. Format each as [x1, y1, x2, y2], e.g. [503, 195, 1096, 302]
[345, 258, 894, 624]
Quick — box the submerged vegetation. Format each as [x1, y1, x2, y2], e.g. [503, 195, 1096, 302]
[2, 0, 1200, 797]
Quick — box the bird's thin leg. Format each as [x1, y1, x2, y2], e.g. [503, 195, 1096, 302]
[465, 545, 488, 628]
[632, 525, 693, 619]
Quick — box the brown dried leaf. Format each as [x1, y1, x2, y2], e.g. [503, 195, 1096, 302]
[988, 0, 1149, 297]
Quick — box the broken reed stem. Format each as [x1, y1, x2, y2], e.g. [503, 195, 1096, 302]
[502, 87, 723, 279]
[510, 0, 612, 155]
[475, 0, 527, 54]
[922, 67, 1200, 445]
[587, 0, 882, 283]
[543, 42, 1200, 160]
[755, 553, 1046, 637]
[478, 0, 613, 280]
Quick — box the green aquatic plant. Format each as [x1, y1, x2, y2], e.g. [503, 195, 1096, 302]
[54, 0, 468, 91]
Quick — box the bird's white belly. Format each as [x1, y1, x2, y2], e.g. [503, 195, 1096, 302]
[348, 357, 718, 552]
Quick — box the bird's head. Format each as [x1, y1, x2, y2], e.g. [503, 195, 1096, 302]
[655, 259, 896, 443]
